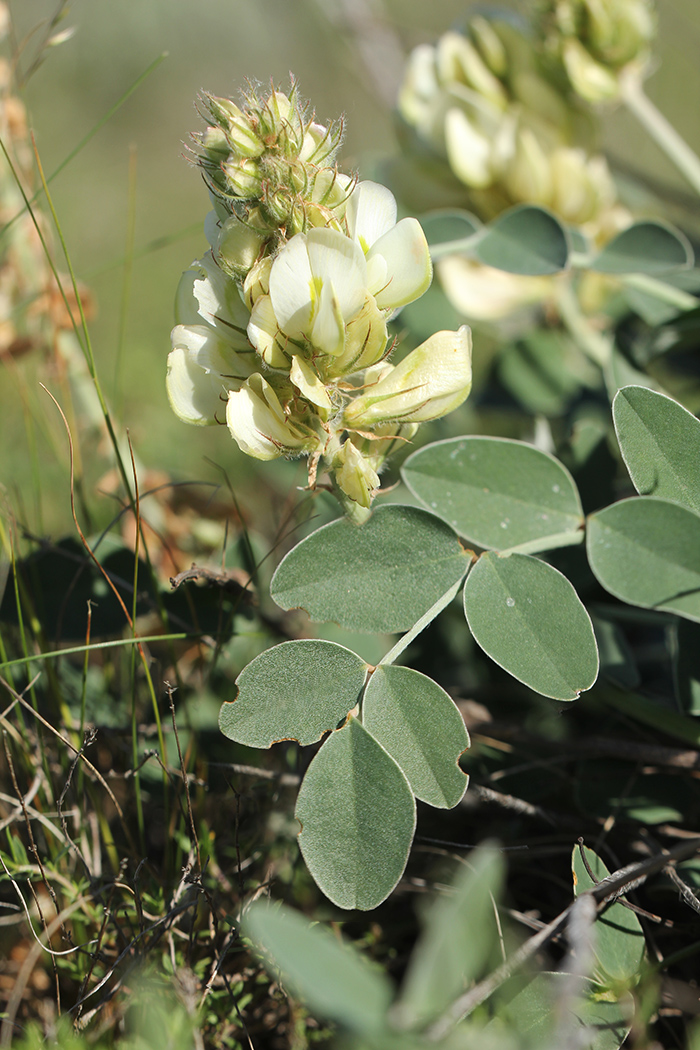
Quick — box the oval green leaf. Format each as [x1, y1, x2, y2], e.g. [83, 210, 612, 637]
[243, 900, 393, 1035]
[219, 640, 367, 747]
[296, 718, 416, 910]
[590, 220, 693, 275]
[463, 553, 599, 700]
[363, 665, 469, 808]
[587, 497, 700, 623]
[474, 204, 569, 275]
[613, 385, 700, 514]
[271, 505, 469, 633]
[572, 845, 645, 982]
[402, 436, 583, 551]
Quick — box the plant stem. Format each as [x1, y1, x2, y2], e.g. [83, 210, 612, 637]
[556, 279, 611, 368]
[379, 573, 468, 667]
[620, 71, 700, 198]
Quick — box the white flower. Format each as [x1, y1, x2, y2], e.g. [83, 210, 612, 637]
[168, 253, 256, 424]
[344, 181, 432, 310]
[226, 373, 322, 460]
[249, 227, 367, 359]
[166, 324, 255, 425]
[175, 251, 251, 346]
[343, 326, 472, 427]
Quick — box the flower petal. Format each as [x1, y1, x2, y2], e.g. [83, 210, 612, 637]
[269, 235, 314, 337]
[344, 326, 472, 426]
[444, 108, 492, 189]
[290, 355, 332, 416]
[248, 295, 292, 369]
[226, 373, 317, 460]
[305, 228, 367, 322]
[167, 324, 252, 425]
[345, 181, 397, 253]
[368, 218, 433, 310]
[310, 280, 346, 357]
[175, 252, 251, 345]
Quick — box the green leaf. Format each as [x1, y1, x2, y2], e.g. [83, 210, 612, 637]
[296, 718, 416, 910]
[402, 436, 583, 552]
[420, 208, 482, 260]
[463, 553, 599, 700]
[243, 900, 394, 1035]
[613, 385, 700, 514]
[474, 205, 569, 275]
[363, 665, 469, 808]
[395, 847, 504, 1028]
[271, 505, 469, 634]
[218, 640, 367, 748]
[572, 845, 645, 983]
[587, 497, 700, 622]
[491, 973, 632, 1050]
[590, 220, 693, 275]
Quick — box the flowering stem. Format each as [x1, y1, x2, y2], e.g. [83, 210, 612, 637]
[620, 71, 700, 198]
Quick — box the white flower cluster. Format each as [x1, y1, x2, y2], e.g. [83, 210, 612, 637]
[168, 87, 472, 523]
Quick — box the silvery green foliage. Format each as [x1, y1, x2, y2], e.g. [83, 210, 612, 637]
[222, 381, 700, 911]
[242, 845, 636, 1049]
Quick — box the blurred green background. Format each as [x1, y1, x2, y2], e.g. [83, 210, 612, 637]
[4, 0, 700, 535]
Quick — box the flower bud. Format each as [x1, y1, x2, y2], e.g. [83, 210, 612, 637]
[550, 148, 604, 224]
[222, 157, 263, 198]
[562, 37, 619, 102]
[331, 439, 381, 511]
[437, 32, 507, 110]
[470, 16, 508, 77]
[343, 326, 472, 427]
[226, 373, 322, 460]
[205, 94, 265, 158]
[213, 211, 268, 278]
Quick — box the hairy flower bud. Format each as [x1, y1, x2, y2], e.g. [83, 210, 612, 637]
[331, 439, 381, 511]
